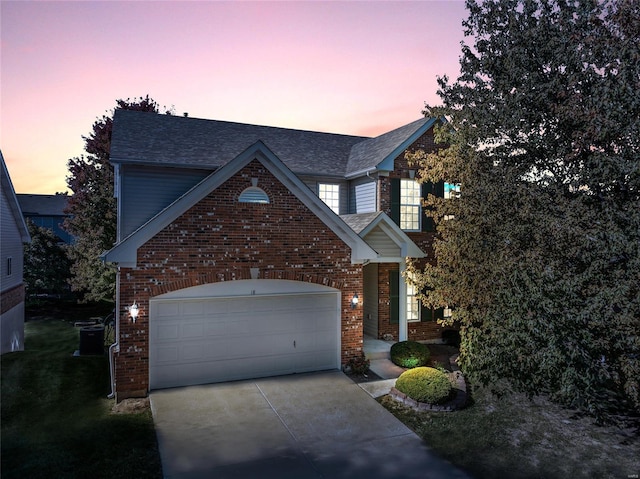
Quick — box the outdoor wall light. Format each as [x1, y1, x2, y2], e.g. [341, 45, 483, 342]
[129, 302, 139, 322]
[351, 293, 359, 309]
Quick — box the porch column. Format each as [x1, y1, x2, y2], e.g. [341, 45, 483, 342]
[398, 259, 408, 341]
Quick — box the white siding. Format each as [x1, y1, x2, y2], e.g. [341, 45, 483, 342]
[1, 303, 24, 353]
[362, 225, 401, 257]
[350, 179, 376, 214]
[1, 189, 24, 292]
[119, 165, 209, 239]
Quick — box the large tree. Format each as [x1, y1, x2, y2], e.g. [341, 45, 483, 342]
[408, 0, 639, 417]
[64, 96, 169, 302]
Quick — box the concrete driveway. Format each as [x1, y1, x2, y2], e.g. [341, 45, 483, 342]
[150, 370, 471, 479]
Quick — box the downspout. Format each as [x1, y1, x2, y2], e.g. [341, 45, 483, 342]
[107, 267, 120, 399]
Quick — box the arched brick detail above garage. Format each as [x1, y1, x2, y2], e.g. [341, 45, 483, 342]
[149, 269, 345, 297]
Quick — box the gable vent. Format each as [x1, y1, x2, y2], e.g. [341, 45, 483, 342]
[238, 186, 270, 204]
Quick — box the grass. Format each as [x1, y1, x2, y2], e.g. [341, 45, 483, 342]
[380, 384, 640, 479]
[1, 301, 162, 479]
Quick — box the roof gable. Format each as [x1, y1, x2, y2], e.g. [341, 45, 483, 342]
[103, 141, 378, 267]
[0, 151, 30, 243]
[340, 212, 425, 261]
[345, 117, 438, 177]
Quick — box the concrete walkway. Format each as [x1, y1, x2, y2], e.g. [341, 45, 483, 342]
[150, 371, 471, 479]
[358, 336, 405, 398]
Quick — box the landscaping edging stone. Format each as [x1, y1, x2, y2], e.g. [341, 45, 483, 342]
[389, 354, 468, 412]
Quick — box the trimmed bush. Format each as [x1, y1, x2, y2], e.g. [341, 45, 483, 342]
[345, 353, 370, 375]
[390, 340, 430, 368]
[395, 367, 453, 404]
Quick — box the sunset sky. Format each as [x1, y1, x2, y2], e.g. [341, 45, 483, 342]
[1, 1, 468, 194]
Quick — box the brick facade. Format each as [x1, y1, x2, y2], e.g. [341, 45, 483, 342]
[1, 283, 25, 315]
[376, 128, 446, 342]
[115, 160, 364, 400]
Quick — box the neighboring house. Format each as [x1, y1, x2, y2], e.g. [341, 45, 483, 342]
[17, 194, 73, 244]
[1, 151, 31, 354]
[103, 110, 452, 400]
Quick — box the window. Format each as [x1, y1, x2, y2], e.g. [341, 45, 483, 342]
[238, 187, 269, 204]
[406, 274, 420, 322]
[318, 184, 340, 214]
[444, 182, 460, 199]
[7, 257, 12, 276]
[400, 179, 421, 231]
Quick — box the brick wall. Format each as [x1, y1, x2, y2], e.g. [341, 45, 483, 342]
[115, 160, 363, 400]
[1, 283, 25, 315]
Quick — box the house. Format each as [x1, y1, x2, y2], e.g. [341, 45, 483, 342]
[17, 194, 73, 244]
[1, 151, 31, 354]
[103, 110, 451, 400]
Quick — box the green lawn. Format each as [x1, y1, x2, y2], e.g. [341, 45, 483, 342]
[1, 304, 162, 479]
[380, 384, 639, 479]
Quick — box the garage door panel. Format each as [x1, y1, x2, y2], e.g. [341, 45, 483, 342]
[157, 346, 179, 363]
[150, 286, 339, 390]
[157, 302, 180, 318]
[182, 344, 205, 361]
[182, 301, 205, 316]
[158, 324, 179, 340]
[182, 322, 204, 338]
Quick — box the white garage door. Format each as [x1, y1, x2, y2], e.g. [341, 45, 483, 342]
[149, 280, 340, 390]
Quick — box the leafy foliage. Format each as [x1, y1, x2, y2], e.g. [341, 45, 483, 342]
[395, 367, 452, 404]
[64, 96, 170, 302]
[390, 340, 431, 369]
[23, 219, 72, 298]
[346, 353, 371, 375]
[407, 0, 640, 417]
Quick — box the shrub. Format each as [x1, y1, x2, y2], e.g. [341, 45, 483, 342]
[395, 367, 453, 404]
[390, 341, 430, 368]
[441, 329, 461, 347]
[346, 353, 370, 375]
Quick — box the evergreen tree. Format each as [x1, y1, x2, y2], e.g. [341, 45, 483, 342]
[408, 0, 639, 417]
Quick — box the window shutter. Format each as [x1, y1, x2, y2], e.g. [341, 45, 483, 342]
[421, 182, 435, 232]
[389, 270, 399, 324]
[420, 303, 432, 322]
[390, 178, 400, 226]
[433, 307, 445, 322]
[435, 180, 445, 198]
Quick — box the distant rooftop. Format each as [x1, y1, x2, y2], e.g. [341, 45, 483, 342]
[17, 194, 69, 216]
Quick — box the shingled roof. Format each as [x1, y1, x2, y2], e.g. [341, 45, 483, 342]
[345, 117, 438, 177]
[110, 110, 368, 176]
[109, 110, 437, 178]
[17, 194, 69, 217]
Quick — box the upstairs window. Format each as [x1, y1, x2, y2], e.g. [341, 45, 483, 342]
[238, 186, 269, 204]
[400, 179, 421, 231]
[318, 183, 340, 214]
